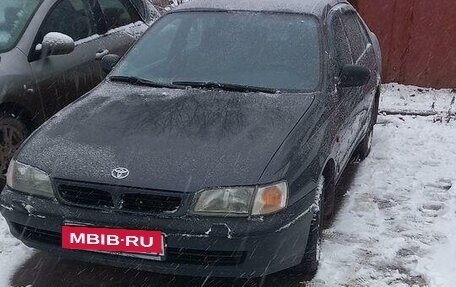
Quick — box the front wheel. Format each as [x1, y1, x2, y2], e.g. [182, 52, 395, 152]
[290, 177, 331, 275]
[0, 114, 29, 174]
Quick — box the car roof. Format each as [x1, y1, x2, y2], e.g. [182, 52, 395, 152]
[172, 0, 350, 17]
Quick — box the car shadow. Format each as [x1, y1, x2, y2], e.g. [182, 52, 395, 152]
[10, 163, 360, 287]
[10, 254, 314, 287]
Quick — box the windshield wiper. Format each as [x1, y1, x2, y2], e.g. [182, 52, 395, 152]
[110, 76, 184, 89]
[172, 81, 279, 94]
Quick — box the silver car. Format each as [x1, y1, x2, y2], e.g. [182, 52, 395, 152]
[0, 0, 160, 172]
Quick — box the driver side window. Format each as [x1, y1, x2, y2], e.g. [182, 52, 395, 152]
[39, 0, 97, 43]
[331, 13, 353, 68]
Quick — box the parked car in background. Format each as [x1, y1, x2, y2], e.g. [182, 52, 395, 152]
[1, 0, 381, 278]
[0, 0, 160, 173]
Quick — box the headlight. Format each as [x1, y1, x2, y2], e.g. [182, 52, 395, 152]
[6, 160, 54, 198]
[191, 182, 288, 216]
[251, 182, 288, 215]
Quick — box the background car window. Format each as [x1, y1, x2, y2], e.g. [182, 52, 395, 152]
[341, 12, 369, 63]
[98, 0, 140, 30]
[0, 0, 41, 53]
[331, 14, 353, 67]
[39, 0, 97, 42]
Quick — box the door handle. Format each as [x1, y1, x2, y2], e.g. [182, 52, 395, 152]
[95, 49, 109, 60]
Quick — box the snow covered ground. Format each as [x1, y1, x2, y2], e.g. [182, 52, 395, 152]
[1, 84, 456, 286]
[315, 84, 456, 287]
[0, 216, 32, 287]
[315, 115, 456, 287]
[380, 83, 456, 118]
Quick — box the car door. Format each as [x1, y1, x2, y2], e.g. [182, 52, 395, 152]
[29, 0, 107, 118]
[327, 7, 358, 172]
[339, 9, 377, 150]
[94, 0, 148, 59]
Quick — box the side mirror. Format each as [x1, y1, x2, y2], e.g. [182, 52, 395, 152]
[39, 32, 75, 56]
[339, 64, 371, 88]
[101, 54, 121, 74]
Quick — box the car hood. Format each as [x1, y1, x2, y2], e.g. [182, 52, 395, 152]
[18, 82, 316, 192]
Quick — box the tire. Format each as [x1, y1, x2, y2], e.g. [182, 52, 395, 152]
[0, 114, 29, 174]
[291, 176, 333, 275]
[322, 173, 336, 223]
[358, 97, 378, 161]
[358, 128, 373, 161]
[292, 205, 321, 275]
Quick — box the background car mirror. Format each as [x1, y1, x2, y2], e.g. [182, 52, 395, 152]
[339, 64, 371, 88]
[40, 32, 75, 57]
[101, 54, 121, 74]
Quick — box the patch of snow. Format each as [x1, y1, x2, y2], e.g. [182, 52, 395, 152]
[0, 217, 33, 287]
[381, 83, 456, 116]
[276, 177, 323, 233]
[43, 32, 73, 47]
[314, 112, 456, 286]
[22, 203, 33, 214]
[75, 21, 147, 45]
[179, 233, 209, 238]
[416, 183, 456, 286]
[0, 204, 12, 211]
[226, 224, 233, 239]
[275, 206, 313, 233]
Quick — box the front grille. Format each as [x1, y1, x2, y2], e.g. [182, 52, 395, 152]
[11, 223, 245, 266]
[167, 248, 246, 266]
[12, 223, 61, 246]
[55, 180, 182, 214]
[59, 185, 114, 207]
[121, 193, 181, 213]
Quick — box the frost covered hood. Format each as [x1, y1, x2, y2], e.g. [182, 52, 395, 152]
[17, 82, 315, 192]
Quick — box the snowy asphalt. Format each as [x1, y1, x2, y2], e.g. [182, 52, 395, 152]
[2, 84, 456, 287]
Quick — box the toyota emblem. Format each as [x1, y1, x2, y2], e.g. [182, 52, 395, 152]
[111, 167, 130, 180]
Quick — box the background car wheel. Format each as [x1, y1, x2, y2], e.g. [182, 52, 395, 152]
[290, 176, 333, 275]
[0, 114, 29, 174]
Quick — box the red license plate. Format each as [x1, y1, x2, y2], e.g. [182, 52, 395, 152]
[62, 225, 165, 256]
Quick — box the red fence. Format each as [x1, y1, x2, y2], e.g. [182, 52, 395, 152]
[355, 0, 456, 88]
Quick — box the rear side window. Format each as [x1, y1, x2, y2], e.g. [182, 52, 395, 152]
[98, 0, 140, 30]
[39, 0, 97, 42]
[341, 12, 369, 63]
[331, 14, 352, 67]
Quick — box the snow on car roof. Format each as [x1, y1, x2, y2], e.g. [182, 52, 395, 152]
[172, 0, 349, 17]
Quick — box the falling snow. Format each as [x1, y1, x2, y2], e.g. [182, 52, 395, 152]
[1, 84, 456, 286]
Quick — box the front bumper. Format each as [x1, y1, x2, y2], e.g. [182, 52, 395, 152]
[0, 187, 316, 278]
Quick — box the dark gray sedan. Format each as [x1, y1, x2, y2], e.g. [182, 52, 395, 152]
[1, 0, 381, 279]
[0, 0, 160, 172]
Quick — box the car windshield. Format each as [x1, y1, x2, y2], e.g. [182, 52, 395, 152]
[0, 0, 41, 53]
[113, 11, 322, 92]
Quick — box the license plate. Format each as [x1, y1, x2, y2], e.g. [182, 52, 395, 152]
[62, 225, 165, 258]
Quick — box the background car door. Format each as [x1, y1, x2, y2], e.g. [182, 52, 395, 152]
[327, 7, 357, 172]
[29, 0, 107, 118]
[93, 0, 148, 58]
